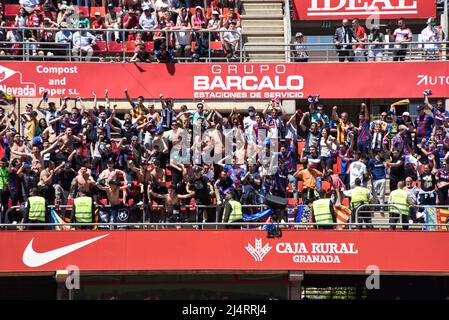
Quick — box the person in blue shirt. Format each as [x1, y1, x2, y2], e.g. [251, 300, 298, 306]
[424, 95, 448, 128]
[368, 151, 387, 206]
[414, 105, 434, 147]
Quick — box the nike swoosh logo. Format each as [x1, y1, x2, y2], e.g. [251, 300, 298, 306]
[22, 234, 110, 267]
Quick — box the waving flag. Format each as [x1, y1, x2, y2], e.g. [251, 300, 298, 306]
[296, 205, 312, 223]
[50, 208, 71, 230]
[436, 208, 449, 231]
[242, 208, 273, 230]
[0, 90, 16, 106]
[424, 207, 437, 231]
[335, 205, 352, 230]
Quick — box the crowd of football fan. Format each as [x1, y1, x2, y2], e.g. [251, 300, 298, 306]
[0, 0, 242, 62]
[0, 89, 448, 229]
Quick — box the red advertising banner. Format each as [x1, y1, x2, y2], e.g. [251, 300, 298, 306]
[0, 61, 448, 100]
[0, 230, 449, 273]
[294, 0, 436, 21]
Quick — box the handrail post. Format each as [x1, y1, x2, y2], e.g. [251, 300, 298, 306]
[208, 31, 211, 62]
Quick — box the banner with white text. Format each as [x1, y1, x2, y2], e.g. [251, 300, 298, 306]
[0, 61, 448, 100]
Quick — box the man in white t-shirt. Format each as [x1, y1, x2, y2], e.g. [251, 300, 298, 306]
[420, 17, 440, 60]
[349, 151, 367, 189]
[392, 17, 412, 61]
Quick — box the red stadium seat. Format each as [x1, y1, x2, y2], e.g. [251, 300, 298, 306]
[191, 41, 197, 52]
[108, 41, 123, 53]
[114, 7, 123, 14]
[90, 6, 106, 18]
[321, 180, 330, 192]
[92, 41, 107, 53]
[125, 41, 136, 53]
[210, 41, 223, 50]
[144, 41, 154, 52]
[75, 6, 89, 17]
[288, 198, 297, 205]
[5, 4, 20, 17]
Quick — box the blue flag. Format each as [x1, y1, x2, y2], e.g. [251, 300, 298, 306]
[243, 209, 273, 221]
[425, 206, 437, 231]
[296, 205, 312, 223]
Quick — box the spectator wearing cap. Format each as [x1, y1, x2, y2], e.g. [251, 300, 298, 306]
[420, 17, 441, 60]
[191, 6, 207, 30]
[20, 0, 40, 14]
[139, 4, 158, 33]
[207, 11, 222, 41]
[72, 23, 96, 61]
[57, 5, 76, 28]
[105, 3, 123, 42]
[367, 26, 385, 62]
[92, 12, 108, 41]
[292, 32, 308, 62]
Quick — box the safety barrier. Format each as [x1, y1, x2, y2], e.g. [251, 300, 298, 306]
[0, 26, 243, 63]
[2, 203, 448, 230]
[242, 41, 449, 62]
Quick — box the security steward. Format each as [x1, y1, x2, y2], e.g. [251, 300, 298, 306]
[346, 178, 372, 229]
[222, 191, 243, 229]
[311, 195, 336, 229]
[388, 181, 411, 230]
[71, 191, 94, 229]
[21, 188, 49, 230]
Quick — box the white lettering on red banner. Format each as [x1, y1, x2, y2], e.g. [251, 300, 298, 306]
[0, 62, 449, 100]
[294, 0, 435, 20]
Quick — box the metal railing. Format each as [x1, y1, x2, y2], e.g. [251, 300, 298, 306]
[242, 41, 449, 62]
[0, 26, 243, 63]
[2, 203, 448, 231]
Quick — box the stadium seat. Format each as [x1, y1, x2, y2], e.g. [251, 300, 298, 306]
[144, 41, 154, 52]
[321, 180, 330, 192]
[210, 41, 223, 50]
[90, 6, 106, 18]
[4, 21, 15, 27]
[5, 4, 20, 17]
[108, 41, 124, 53]
[191, 41, 196, 53]
[92, 41, 107, 53]
[76, 6, 89, 17]
[125, 41, 136, 53]
[114, 7, 123, 14]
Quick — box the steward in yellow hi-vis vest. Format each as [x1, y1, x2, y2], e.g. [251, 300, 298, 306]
[222, 191, 243, 229]
[22, 188, 48, 230]
[312, 196, 336, 229]
[346, 178, 372, 228]
[71, 192, 94, 230]
[388, 181, 411, 230]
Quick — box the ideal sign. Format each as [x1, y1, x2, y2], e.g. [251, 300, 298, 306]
[294, 0, 436, 20]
